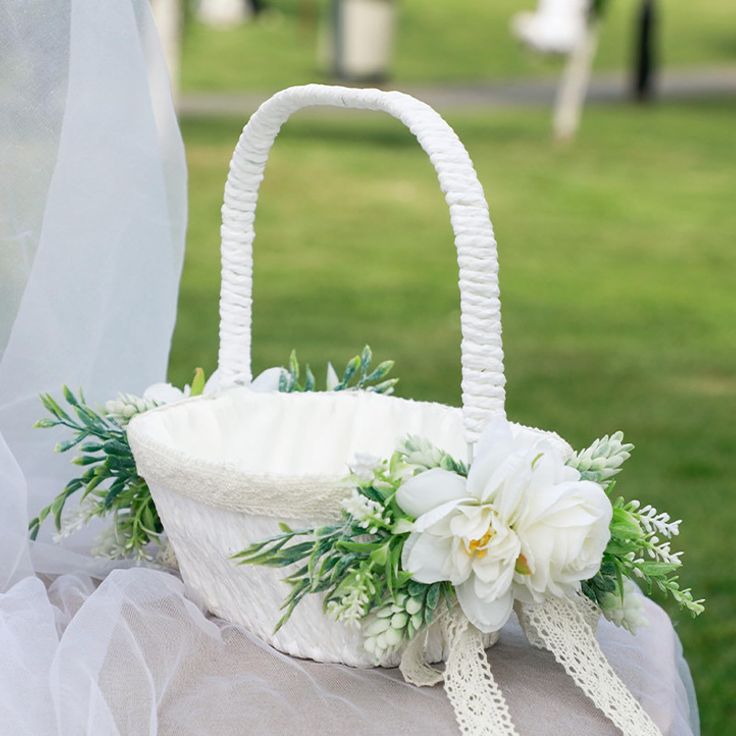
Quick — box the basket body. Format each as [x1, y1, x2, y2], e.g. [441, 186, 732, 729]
[126, 85, 667, 736]
[128, 84, 516, 668]
[129, 390, 566, 666]
[146, 489, 454, 667]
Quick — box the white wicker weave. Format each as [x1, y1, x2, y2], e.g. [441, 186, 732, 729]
[128, 84, 560, 667]
[216, 84, 505, 442]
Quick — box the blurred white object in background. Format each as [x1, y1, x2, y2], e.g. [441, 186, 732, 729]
[512, 0, 599, 141]
[197, 0, 251, 27]
[552, 18, 599, 141]
[512, 0, 589, 54]
[327, 0, 395, 81]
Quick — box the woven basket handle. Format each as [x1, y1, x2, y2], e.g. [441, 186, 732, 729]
[218, 84, 505, 443]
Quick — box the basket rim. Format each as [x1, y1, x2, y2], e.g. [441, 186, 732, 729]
[127, 388, 569, 519]
[127, 390, 465, 518]
[128, 388, 465, 479]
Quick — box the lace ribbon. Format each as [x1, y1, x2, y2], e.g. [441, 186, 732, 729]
[401, 607, 519, 736]
[519, 597, 663, 736]
[399, 597, 663, 736]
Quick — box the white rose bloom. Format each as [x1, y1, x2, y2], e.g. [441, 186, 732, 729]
[143, 382, 188, 404]
[202, 366, 285, 394]
[143, 366, 283, 403]
[397, 418, 612, 633]
[249, 366, 284, 392]
[349, 453, 383, 483]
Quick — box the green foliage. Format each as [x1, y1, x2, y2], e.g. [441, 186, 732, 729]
[362, 580, 452, 658]
[29, 387, 163, 558]
[584, 487, 705, 618]
[567, 431, 633, 486]
[233, 435, 460, 651]
[278, 345, 397, 394]
[398, 435, 468, 476]
[234, 520, 410, 633]
[574, 433, 703, 617]
[233, 456, 415, 633]
[31, 349, 399, 560]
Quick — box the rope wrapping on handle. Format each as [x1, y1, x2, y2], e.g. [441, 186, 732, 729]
[218, 84, 506, 443]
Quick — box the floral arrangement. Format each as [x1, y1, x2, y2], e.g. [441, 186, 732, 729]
[30, 346, 397, 561]
[32, 341, 703, 662]
[234, 419, 703, 660]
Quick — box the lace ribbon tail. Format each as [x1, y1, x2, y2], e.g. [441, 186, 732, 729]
[399, 620, 446, 687]
[399, 609, 520, 736]
[443, 615, 520, 736]
[519, 597, 663, 736]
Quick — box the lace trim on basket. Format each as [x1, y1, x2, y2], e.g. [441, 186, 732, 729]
[399, 598, 663, 736]
[129, 429, 348, 520]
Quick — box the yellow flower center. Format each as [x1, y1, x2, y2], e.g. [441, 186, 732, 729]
[467, 529, 493, 559]
[515, 553, 531, 575]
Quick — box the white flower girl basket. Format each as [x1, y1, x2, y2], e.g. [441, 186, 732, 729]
[128, 84, 568, 668]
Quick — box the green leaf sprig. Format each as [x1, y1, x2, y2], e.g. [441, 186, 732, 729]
[233, 442, 457, 654]
[31, 348, 399, 561]
[278, 345, 397, 395]
[588, 493, 704, 617]
[29, 386, 170, 557]
[575, 434, 704, 618]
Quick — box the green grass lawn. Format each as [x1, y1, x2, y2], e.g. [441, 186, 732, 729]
[171, 98, 736, 732]
[182, 0, 736, 91]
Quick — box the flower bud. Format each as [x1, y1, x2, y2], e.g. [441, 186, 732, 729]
[364, 617, 390, 637]
[385, 627, 403, 646]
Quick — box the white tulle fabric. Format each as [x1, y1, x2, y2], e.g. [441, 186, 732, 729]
[1, 569, 700, 736]
[0, 3, 700, 734]
[0, 0, 186, 569]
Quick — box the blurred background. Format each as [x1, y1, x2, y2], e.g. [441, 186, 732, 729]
[155, 1, 734, 731]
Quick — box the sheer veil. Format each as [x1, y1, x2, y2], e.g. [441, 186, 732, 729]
[0, 3, 699, 734]
[0, 0, 185, 574]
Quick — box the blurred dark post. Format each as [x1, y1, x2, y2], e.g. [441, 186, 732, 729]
[633, 0, 657, 101]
